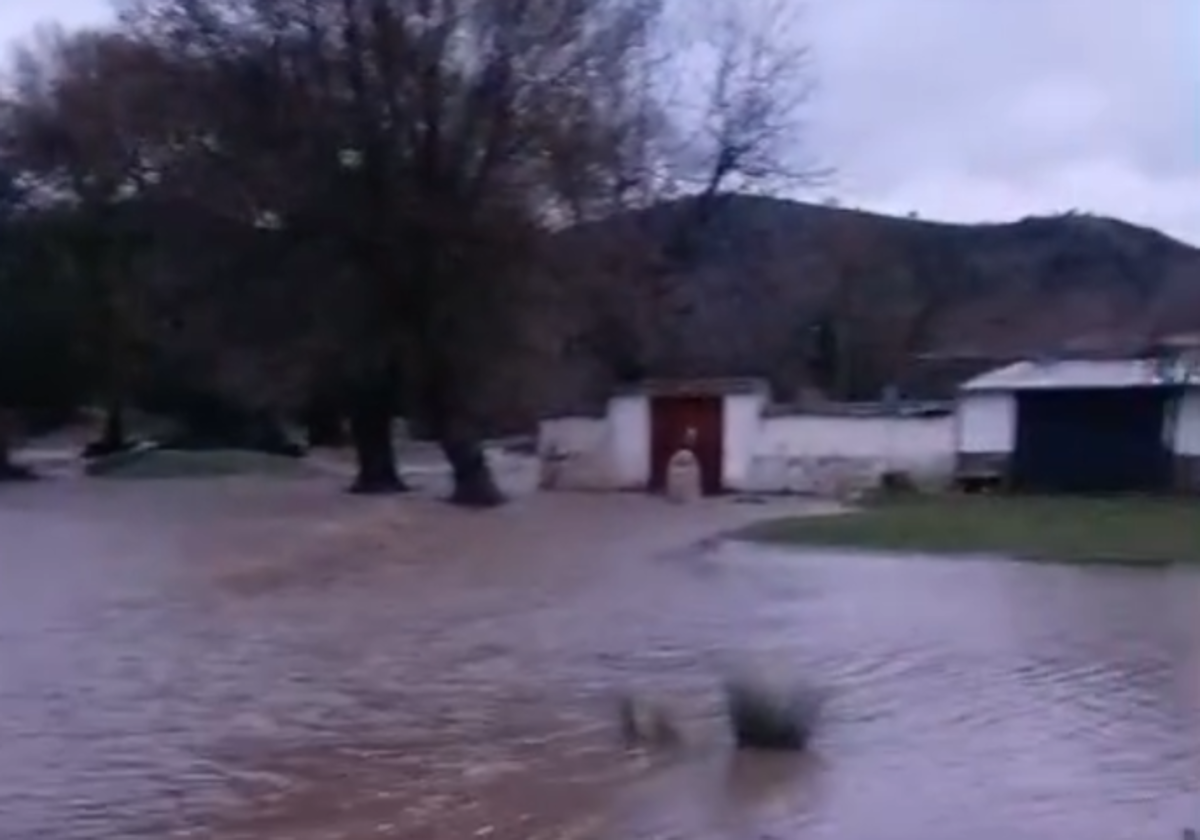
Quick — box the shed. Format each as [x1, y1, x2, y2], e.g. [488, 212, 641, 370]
[956, 358, 1200, 493]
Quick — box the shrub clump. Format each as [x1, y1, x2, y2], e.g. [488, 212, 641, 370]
[617, 694, 683, 750]
[723, 679, 816, 752]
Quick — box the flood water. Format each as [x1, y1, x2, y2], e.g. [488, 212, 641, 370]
[1, 478, 1197, 839]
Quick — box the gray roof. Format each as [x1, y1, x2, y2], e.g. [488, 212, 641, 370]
[961, 358, 1200, 392]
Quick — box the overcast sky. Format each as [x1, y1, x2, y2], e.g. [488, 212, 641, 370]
[4, 0, 1196, 244]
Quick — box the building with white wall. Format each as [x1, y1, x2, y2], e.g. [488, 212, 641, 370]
[538, 378, 954, 496]
[538, 379, 769, 493]
[538, 356, 1200, 497]
[956, 358, 1200, 493]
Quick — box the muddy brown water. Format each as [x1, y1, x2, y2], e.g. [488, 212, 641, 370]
[1, 478, 1197, 839]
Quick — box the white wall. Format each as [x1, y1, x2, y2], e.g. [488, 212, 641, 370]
[541, 395, 960, 496]
[721, 392, 766, 489]
[538, 416, 605, 457]
[956, 392, 1015, 454]
[1174, 390, 1200, 455]
[736, 413, 955, 494]
[536, 396, 652, 490]
[537, 415, 611, 489]
[608, 395, 651, 487]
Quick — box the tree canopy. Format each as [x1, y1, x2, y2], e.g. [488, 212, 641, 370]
[0, 0, 820, 495]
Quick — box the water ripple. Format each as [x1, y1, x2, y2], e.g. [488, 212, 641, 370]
[2, 484, 1197, 839]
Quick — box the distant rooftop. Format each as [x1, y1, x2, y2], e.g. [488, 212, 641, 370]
[961, 358, 1200, 392]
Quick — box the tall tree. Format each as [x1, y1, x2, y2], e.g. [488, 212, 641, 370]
[106, 0, 823, 504]
[0, 180, 90, 480]
[557, 0, 826, 383]
[111, 1, 408, 490]
[1, 27, 169, 456]
[117, 0, 633, 503]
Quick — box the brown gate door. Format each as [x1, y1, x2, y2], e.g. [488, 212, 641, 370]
[649, 396, 724, 495]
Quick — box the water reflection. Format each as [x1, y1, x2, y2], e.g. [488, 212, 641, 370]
[0, 481, 1196, 839]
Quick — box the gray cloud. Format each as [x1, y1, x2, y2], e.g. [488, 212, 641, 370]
[4, 0, 1195, 243]
[806, 0, 1198, 242]
[0, 1, 111, 49]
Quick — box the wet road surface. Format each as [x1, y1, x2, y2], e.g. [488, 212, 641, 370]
[1, 478, 1197, 839]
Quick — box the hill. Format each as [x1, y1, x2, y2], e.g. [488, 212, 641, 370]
[534, 195, 1200, 410]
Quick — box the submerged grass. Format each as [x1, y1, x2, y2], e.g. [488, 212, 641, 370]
[738, 495, 1200, 566]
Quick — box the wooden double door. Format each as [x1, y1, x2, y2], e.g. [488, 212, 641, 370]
[649, 395, 724, 495]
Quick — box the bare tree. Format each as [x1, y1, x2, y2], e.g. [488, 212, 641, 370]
[560, 0, 827, 382]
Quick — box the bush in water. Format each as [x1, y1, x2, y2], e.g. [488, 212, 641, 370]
[616, 679, 822, 753]
[723, 678, 817, 752]
[617, 694, 683, 750]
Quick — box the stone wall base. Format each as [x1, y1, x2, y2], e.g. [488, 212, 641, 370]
[740, 455, 953, 498]
[954, 452, 1009, 491]
[955, 452, 1200, 495]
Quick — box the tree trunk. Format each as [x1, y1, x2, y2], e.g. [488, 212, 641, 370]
[442, 434, 504, 507]
[103, 402, 127, 448]
[0, 410, 34, 481]
[83, 400, 130, 458]
[425, 378, 504, 508]
[347, 378, 407, 495]
[0, 411, 14, 473]
[303, 398, 347, 448]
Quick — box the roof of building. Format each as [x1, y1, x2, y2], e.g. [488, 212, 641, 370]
[612, 377, 770, 398]
[961, 357, 1200, 392]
